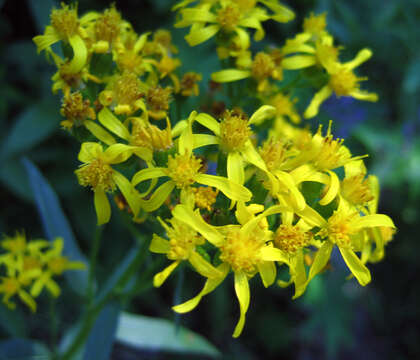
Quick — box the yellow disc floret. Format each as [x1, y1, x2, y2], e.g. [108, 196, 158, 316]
[341, 174, 374, 205]
[259, 138, 288, 172]
[193, 187, 219, 211]
[219, 110, 251, 152]
[274, 224, 311, 254]
[76, 158, 115, 192]
[321, 210, 359, 249]
[60, 92, 96, 129]
[166, 153, 202, 188]
[217, 5, 241, 32]
[50, 3, 79, 39]
[329, 69, 359, 97]
[251, 52, 276, 80]
[113, 72, 142, 107]
[94, 5, 122, 45]
[303, 12, 327, 38]
[166, 219, 204, 260]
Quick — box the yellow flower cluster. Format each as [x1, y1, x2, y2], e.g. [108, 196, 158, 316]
[0, 232, 85, 312]
[34, 3, 395, 337]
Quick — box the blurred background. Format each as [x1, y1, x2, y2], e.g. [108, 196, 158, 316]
[0, 0, 419, 359]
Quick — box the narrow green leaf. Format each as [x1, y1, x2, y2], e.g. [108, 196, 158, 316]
[22, 158, 89, 296]
[116, 312, 221, 357]
[0, 338, 50, 359]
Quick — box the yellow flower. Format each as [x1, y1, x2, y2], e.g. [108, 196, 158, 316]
[171, 203, 288, 337]
[179, 72, 202, 97]
[149, 217, 222, 287]
[75, 142, 141, 224]
[304, 49, 378, 118]
[174, 0, 294, 46]
[60, 91, 96, 130]
[33, 3, 89, 74]
[307, 200, 395, 286]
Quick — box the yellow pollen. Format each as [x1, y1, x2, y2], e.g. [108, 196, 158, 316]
[237, 0, 257, 11]
[314, 134, 350, 171]
[220, 110, 251, 152]
[259, 139, 288, 171]
[23, 256, 42, 272]
[166, 219, 204, 260]
[316, 42, 339, 67]
[50, 3, 79, 39]
[251, 52, 276, 80]
[94, 5, 122, 44]
[303, 12, 327, 36]
[113, 72, 142, 106]
[1, 278, 19, 296]
[146, 86, 172, 113]
[2, 233, 26, 253]
[157, 56, 180, 76]
[293, 128, 313, 151]
[329, 69, 358, 96]
[380, 227, 395, 243]
[180, 72, 202, 97]
[193, 187, 219, 211]
[341, 174, 374, 205]
[131, 118, 173, 151]
[217, 5, 241, 32]
[220, 229, 263, 273]
[76, 158, 115, 192]
[60, 92, 96, 128]
[274, 224, 311, 254]
[154, 29, 173, 49]
[166, 153, 202, 188]
[48, 257, 68, 275]
[321, 211, 358, 249]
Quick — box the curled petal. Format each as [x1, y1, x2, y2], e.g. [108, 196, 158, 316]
[233, 271, 250, 338]
[153, 261, 180, 287]
[94, 189, 111, 225]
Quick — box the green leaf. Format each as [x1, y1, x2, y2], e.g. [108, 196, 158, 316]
[26, 0, 57, 33]
[0, 158, 32, 201]
[0, 307, 27, 338]
[83, 303, 121, 360]
[22, 158, 89, 296]
[1, 101, 59, 159]
[0, 338, 50, 359]
[115, 312, 221, 357]
[403, 55, 420, 94]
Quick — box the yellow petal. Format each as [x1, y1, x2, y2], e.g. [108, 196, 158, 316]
[172, 205, 224, 246]
[282, 55, 316, 70]
[98, 107, 130, 140]
[296, 205, 327, 228]
[134, 32, 150, 53]
[18, 290, 36, 313]
[195, 113, 220, 136]
[248, 105, 276, 125]
[104, 144, 135, 164]
[257, 261, 276, 288]
[94, 189, 111, 225]
[307, 241, 333, 282]
[113, 171, 141, 216]
[150, 234, 170, 254]
[153, 261, 180, 287]
[304, 85, 333, 119]
[67, 35, 88, 74]
[227, 152, 244, 185]
[354, 214, 395, 230]
[274, 170, 306, 211]
[32, 27, 61, 52]
[188, 251, 223, 279]
[84, 120, 116, 146]
[319, 170, 340, 205]
[172, 263, 229, 313]
[140, 181, 175, 212]
[45, 278, 61, 297]
[259, 246, 289, 263]
[195, 174, 251, 202]
[241, 141, 267, 172]
[78, 142, 103, 163]
[192, 134, 219, 149]
[260, 0, 295, 22]
[185, 24, 220, 46]
[339, 247, 371, 286]
[349, 89, 378, 102]
[211, 69, 251, 83]
[291, 251, 307, 299]
[132, 167, 167, 187]
[344, 48, 372, 70]
[233, 271, 250, 338]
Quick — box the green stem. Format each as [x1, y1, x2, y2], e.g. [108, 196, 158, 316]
[49, 296, 58, 359]
[87, 226, 103, 304]
[61, 235, 150, 360]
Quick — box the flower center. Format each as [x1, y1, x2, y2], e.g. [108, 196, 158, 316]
[259, 139, 288, 171]
[251, 52, 276, 80]
[219, 110, 251, 152]
[314, 134, 350, 171]
[341, 174, 373, 205]
[303, 12, 327, 37]
[217, 5, 241, 32]
[94, 5, 122, 44]
[23, 256, 42, 272]
[50, 4, 79, 39]
[48, 257, 68, 275]
[329, 69, 358, 96]
[166, 219, 204, 260]
[60, 92, 96, 128]
[1, 278, 19, 295]
[220, 229, 263, 274]
[274, 224, 310, 254]
[146, 86, 172, 113]
[131, 119, 173, 151]
[193, 187, 219, 211]
[76, 158, 115, 192]
[113, 72, 142, 106]
[166, 153, 202, 188]
[321, 211, 358, 249]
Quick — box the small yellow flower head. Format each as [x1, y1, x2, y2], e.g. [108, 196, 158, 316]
[154, 29, 174, 50]
[157, 55, 181, 78]
[23, 256, 42, 273]
[269, 93, 300, 123]
[217, 4, 241, 32]
[50, 3, 79, 39]
[341, 174, 374, 205]
[113, 72, 142, 108]
[380, 227, 395, 244]
[48, 256, 70, 275]
[220, 110, 251, 152]
[76, 158, 116, 192]
[180, 72, 202, 97]
[329, 69, 361, 97]
[60, 92, 96, 129]
[220, 229, 264, 274]
[1, 231, 27, 254]
[165, 219, 204, 260]
[322, 210, 359, 249]
[146, 86, 172, 119]
[315, 41, 339, 68]
[95, 5, 122, 45]
[193, 187, 219, 211]
[166, 153, 202, 188]
[303, 12, 327, 38]
[259, 138, 288, 172]
[273, 224, 311, 254]
[251, 52, 276, 80]
[131, 118, 173, 151]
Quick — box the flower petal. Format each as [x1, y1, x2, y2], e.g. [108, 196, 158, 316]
[98, 107, 131, 140]
[233, 271, 250, 338]
[257, 261, 276, 287]
[339, 247, 371, 286]
[304, 85, 333, 119]
[78, 142, 103, 163]
[354, 214, 395, 230]
[132, 167, 167, 187]
[150, 234, 170, 254]
[248, 105, 276, 125]
[195, 113, 220, 136]
[67, 35, 88, 74]
[307, 241, 333, 283]
[227, 152, 245, 185]
[188, 251, 223, 279]
[185, 24, 220, 46]
[195, 174, 252, 202]
[282, 55, 316, 70]
[344, 48, 372, 70]
[84, 120, 116, 146]
[140, 181, 175, 212]
[113, 171, 141, 216]
[211, 69, 251, 83]
[319, 170, 340, 205]
[94, 189, 111, 225]
[153, 261, 180, 287]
